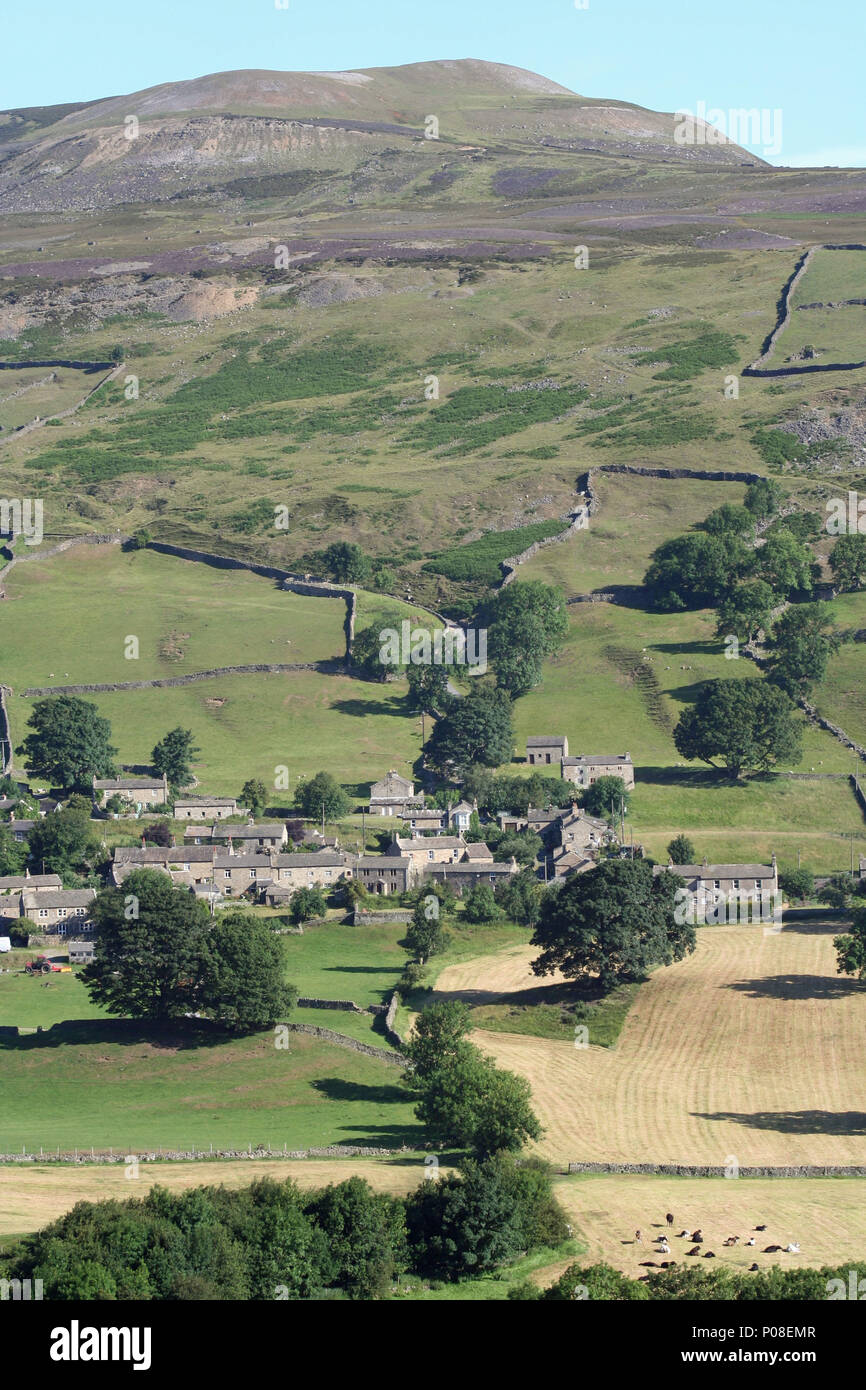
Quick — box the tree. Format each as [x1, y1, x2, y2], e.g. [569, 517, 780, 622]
[308, 1177, 407, 1300]
[715, 580, 776, 644]
[779, 867, 814, 902]
[142, 820, 171, 847]
[531, 859, 695, 993]
[834, 906, 866, 980]
[296, 771, 350, 822]
[319, 542, 370, 584]
[830, 534, 866, 593]
[492, 829, 542, 867]
[0, 823, 27, 877]
[667, 834, 696, 864]
[744, 478, 786, 520]
[406, 663, 453, 718]
[82, 870, 211, 1020]
[405, 1155, 562, 1281]
[495, 868, 546, 927]
[289, 885, 327, 924]
[17, 696, 116, 792]
[151, 727, 199, 792]
[484, 581, 569, 697]
[351, 614, 405, 682]
[644, 533, 748, 611]
[240, 778, 268, 818]
[765, 603, 842, 698]
[818, 872, 854, 912]
[755, 530, 816, 599]
[27, 803, 99, 881]
[405, 897, 446, 963]
[462, 882, 501, 923]
[582, 775, 629, 822]
[201, 911, 297, 1031]
[673, 678, 802, 778]
[427, 686, 513, 776]
[699, 503, 756, 538]
[405, 1003, 541, 1156]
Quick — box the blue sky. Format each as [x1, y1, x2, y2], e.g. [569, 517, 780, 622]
[3, 0, 863, 166]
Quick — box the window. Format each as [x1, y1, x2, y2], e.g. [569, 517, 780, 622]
[224, 871, 231, 879]
[427, 850, 434, 860]
[39, 909, 48, 917]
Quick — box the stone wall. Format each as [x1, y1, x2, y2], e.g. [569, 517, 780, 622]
[296, 996, 364, 1012]
[0, 1143, 400, 1165]
[567, 1161, 866, 1177]
[353, 908, 413, 925]
[281, 1020, 408, 1067]
[383, 990, 404, 1048]
[22, 661, 343, 697]
[498, 506, 590, 587]
[0, 685, 10, 773]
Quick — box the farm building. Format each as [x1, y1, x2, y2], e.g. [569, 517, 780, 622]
[369, 770, 425, 817]
[173, 796, 242, 820]
[92, 774, 169, 808]
[562, 753, 635, 790]
[526, 735, 569, 766]
[67, 940, 96, 964]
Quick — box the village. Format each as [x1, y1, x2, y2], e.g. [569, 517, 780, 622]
[0, 735, 793, 963]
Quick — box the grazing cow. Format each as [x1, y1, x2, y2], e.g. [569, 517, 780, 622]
[660, 1261, 676, 1269]
[658, 1243, 671, 1256]
[746, 1237, 755, 1247]
[666, 1213, 674, 1228]
[678, 1229, 691, 1239]
[785, 1243, 801, 1254]
[723, 1236, 740, 1247]
[764, 1244, 783, 1253]
[687, 1246, 701, 1257]
[703, 1251, 716, 1259]
[691, 1230, 703, 1242]
[755, 1224, 767, 1232]
[748, 1263, 759, 1272]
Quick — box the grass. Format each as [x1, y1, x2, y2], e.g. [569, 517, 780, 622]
[281, 921, 408, 1011]
[423, 518, 569, 586]
[0, 1021, 420, 1153]
[0, 543, 346, 687]
[0, 953, 108, 1029]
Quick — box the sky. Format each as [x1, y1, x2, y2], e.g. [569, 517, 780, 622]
[3, 0, 864, 166]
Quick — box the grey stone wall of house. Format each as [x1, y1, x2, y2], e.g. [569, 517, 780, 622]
[353, 908, 414, 925]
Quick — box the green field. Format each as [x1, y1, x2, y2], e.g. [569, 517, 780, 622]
[1, 543, 345, 686]
[772, 247, 866, 364]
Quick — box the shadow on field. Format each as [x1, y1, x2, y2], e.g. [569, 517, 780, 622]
[636, 765, 741, 790]
[726, 974, 866, 1000]
[652, 640, 724, 659]
[694, 1109, 866, 1137]
[313, 1078, 406, 1105]
[0, 1019, 230, 1052]
[430, 980, 594, 1010]
[331, 697, 409, 719]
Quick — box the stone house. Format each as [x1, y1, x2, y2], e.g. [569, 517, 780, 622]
[213, 853, 275, 896]
[403, 807, 448, 833]
[368, 771, 425, 817]
[562, 753, 635, 791]
[267, 852, 352, 893]
[21, 887, 96, 933]
[394, 835, 468, 870]
[173, 796, 241, 821]
[7, 818, 35, 843]
[211, 823, 288, 851]
[111, 846, 217, 886]
[656, 859, 779, 922]
[0, 873, 62, 895]
[351, 854, 412, 895]
[526, 735, 568, 766]
[93, 774, 169, 809]
[426, 858, 519, 894]
[448, 800, 476, 833]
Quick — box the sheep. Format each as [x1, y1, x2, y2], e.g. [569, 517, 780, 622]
[785, 1243, 801, 1254]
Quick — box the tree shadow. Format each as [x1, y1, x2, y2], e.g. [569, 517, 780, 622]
[0, 1018, 231, 1052]
[312, 1077, 408, 1105]
[693, 1109, 866, 1137]
[331, 697, 409, 719]
[636, 765, 735, 790]
[726, 973, 866, 1001]
[651, 640, 723, 657]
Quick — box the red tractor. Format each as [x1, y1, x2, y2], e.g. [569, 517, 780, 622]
[24, 955, 61, 976]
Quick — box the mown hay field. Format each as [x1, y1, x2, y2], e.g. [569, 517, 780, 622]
[453, 923, 866, 1167]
